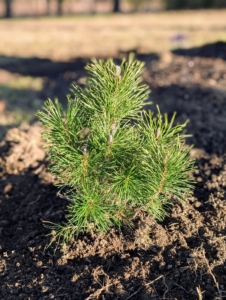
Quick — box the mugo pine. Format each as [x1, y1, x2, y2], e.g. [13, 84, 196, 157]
[37, 55, 194, 243]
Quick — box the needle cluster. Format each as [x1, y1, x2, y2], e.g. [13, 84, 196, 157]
[37, 55, 194, 243]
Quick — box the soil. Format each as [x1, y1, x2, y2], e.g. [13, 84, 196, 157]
[0, 44, 226, 300]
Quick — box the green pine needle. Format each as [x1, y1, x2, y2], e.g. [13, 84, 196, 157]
[37, 54, 195, 245]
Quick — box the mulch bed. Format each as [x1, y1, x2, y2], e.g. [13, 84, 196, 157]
[0, 46, 226, 299]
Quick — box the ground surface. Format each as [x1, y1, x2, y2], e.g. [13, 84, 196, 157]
[1, 11, 226, 60]
[1, 42, 226, 299]
[1, 10, 226, 125]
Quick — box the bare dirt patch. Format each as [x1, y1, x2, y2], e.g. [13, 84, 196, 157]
[0, 45, 226, 299]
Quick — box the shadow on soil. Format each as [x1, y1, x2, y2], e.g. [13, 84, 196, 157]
[1, 44, 226, 299]
[172, 41, 226, 60]
[0, 55, 88, 117]
[0, 164, 225, 299]
[146, 83, 226, 155]
[0, 52, 159, 139]
[0, 122, 226, 299]
[1, 51, 226, 155]
[0, 52, 159, 78]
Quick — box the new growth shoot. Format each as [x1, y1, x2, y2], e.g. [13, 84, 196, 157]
[37, 55, 194, 244]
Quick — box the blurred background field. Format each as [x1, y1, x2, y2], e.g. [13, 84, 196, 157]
[1, 10, 226, 59]
[1, 0, 226, 17]
[0, 2, 226, 133]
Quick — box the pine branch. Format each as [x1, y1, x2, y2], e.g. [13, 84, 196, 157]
[37, 54, 195, 244]
[148, 153, 169, 205]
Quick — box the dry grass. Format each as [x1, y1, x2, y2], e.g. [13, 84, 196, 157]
[0, 10, 226, 61]
[0, 9, 226, 126]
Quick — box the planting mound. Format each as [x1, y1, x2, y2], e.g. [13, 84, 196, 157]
[0, 50, 226, 299]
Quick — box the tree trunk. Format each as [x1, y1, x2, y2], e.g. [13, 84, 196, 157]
[46, 0, 51, 15]
[5, 0, 12, 18]
[113, 0, 120, 12]
[57, 0, 63, 15]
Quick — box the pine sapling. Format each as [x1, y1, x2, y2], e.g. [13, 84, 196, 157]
[37, 55, 194, 244]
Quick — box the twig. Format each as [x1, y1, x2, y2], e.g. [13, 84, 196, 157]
[196, 286, 203, 300]
[173, 283, 189, 294]
[162, 275, 169, 300]
[202, 250, 222, 300]
[125, 275, 163, 300]
[86, 267, 116, 300]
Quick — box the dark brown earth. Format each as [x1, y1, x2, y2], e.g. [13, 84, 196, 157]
[0, 44, 226, 300]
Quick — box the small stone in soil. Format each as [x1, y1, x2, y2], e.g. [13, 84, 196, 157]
[196, 177, 203, 182]
[194, 201, 202, 208]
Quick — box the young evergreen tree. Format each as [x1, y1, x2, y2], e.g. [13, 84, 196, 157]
[37, 55, 194, 243]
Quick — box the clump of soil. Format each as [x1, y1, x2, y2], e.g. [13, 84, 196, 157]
[1, 48, 226, 300]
